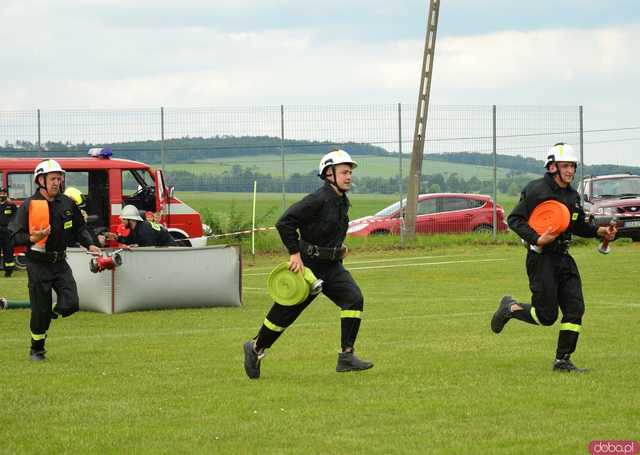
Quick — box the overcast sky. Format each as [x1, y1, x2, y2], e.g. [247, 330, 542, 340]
[1, 0, 639, 164]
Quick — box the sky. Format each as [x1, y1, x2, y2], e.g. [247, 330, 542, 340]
[1, 0, 639, 164]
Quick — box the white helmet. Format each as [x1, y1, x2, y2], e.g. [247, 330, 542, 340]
[120, 204, 143, 221]
[33, 159, 65, 183]
[545, 143, 579, 169]
[318, 149, 358, 178]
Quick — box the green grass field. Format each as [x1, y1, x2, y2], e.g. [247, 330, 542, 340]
[156, 155, 530, 180]
[1, 243, 638, 453]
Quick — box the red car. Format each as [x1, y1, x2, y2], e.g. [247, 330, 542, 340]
[347, 193, 508, 236]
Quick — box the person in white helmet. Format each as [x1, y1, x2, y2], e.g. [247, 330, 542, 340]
[9, 159, 101, 361]
[491, 143, 616, 372]
[105, 204, 177, 247]
[243, 148, 373, 379]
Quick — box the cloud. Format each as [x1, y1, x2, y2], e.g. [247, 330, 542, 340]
[1, 3, 638, 163]
[432, 25, 639, 100]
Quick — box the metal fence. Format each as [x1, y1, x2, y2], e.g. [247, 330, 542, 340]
[0, 104, 590, 237]
[0, 104, 584, 170]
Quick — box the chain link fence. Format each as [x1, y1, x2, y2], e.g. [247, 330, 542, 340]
[0, 104, 610, 238]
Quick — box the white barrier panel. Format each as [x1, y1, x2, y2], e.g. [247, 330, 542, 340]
[66, 245, 242, 314]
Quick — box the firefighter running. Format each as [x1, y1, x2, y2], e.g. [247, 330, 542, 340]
[243, 149, 373, 379]
[0, 187, 18, 277]
[9, 159, 101, 361]
[491, 143, 617, 372]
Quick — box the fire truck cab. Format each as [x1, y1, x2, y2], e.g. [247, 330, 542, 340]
[0, 149, 206, 266]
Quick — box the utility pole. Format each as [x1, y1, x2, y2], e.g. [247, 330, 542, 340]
[403, 0, 440, 239]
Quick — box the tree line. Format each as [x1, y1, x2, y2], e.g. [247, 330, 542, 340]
[1, 137, 389, 163]
[3, 136, 638, 177]
[165, 165, 533, 196]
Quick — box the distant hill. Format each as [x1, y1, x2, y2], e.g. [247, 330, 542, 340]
[427, 152, 640, 177]
[0, 136, 389, 163]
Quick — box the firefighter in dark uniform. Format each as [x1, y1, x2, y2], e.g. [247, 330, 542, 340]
[0, 188, 18, 277]
[105, 204, 177, 247]
[9, 159, 101, 361]
[243, 149, 373, 379]
[491, 143, 616, 372]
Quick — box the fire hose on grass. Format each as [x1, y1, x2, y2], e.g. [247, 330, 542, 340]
[0, 298, 30, 310]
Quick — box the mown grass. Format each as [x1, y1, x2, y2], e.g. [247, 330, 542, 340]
[1, 243, 638, 454]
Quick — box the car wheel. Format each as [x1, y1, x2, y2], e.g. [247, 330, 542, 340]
[473, 224, 493, 233]
[370, 230, 390, 236]
[632, 235, 640, 243]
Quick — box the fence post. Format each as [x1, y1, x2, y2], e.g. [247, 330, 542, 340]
[579, 105, 584, 198]
[280, 104, 286, 211]
[160, 106, 165, 171]
[398, 102, 404, 246]
[37, 108, 41, 153]
[492, 105, 497, 240]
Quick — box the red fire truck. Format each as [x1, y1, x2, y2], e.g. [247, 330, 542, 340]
[0, 149, 207, 267]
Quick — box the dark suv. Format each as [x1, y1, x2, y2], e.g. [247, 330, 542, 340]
[581, 174, 640, 241]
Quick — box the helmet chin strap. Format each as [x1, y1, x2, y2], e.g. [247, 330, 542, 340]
[327, 165, 348, 193]
[547, 162, 560, 177]
[37, 176, 52, 198]
[38, 175, 64, 200]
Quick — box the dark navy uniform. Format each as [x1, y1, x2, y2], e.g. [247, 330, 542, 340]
[116, 220, 177, 247]
[507, 172, 598, 358]
[0, 199, 18, 276]
[255, 182, 364, 351]
[9, 191, 95, 352]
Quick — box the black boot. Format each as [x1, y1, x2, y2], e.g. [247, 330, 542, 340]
[553, 354, 588, 373]
[243, 340, 265, 379]
[336, 350, 373, 372]
[491, 295, 515, 333]
[29, 348, 47, 361]
[30, 337, 47, 361]
[4, 269, 12, 277]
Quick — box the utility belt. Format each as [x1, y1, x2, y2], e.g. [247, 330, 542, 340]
[528, 240, 571, 255]
[27, 249, 67, 263]
[300, 240, 345, 262]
